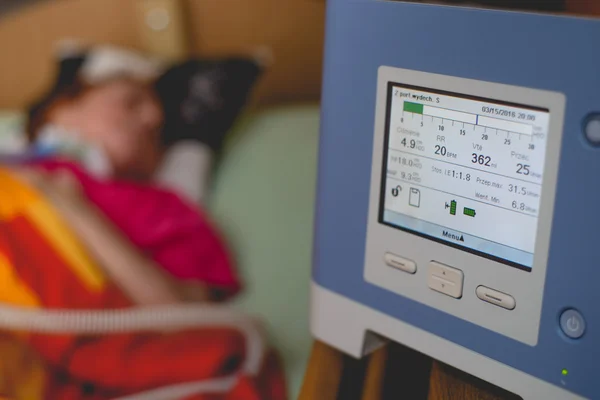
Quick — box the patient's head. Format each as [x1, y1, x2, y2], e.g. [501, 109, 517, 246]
[29, 78, 164, 180]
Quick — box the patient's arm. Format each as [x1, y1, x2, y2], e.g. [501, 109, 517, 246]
[17, 169, 211, 306]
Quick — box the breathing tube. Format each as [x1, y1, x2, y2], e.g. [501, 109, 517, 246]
[0, 303, 265, 400]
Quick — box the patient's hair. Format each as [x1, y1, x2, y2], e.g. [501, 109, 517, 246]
[26, 80, 90, 143]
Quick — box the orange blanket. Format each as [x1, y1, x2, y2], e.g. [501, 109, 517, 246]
[0, 168, 286, 400]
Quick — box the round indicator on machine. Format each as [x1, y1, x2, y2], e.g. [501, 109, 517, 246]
[559, 309, 586, 339]
[584, 113, 600, 145]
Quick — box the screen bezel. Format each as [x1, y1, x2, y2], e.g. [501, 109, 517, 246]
[377, 82, 550, 272]
[364, 66, 566, 346]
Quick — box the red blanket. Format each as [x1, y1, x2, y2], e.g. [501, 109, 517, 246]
[0, 168, 286, 399]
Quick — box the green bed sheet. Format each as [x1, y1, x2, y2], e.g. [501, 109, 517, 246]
[209, 104, 320, 398]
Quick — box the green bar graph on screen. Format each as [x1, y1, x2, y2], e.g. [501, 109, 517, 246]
[450, 200, 457, 216]
[403, 102, 424, 114]
[464, 207, 476, 217]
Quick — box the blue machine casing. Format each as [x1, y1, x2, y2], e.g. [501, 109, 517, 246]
[311, 2, 600, 399]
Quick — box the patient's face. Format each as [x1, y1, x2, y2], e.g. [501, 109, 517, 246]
[50, 79, 164, 179]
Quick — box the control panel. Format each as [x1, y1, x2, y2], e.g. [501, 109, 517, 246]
[382, 84, 550, 270]
[311, 3, 600, 399]
[364, 67, 566, 346]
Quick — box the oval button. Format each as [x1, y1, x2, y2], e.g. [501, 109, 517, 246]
[384, 253, 417, 274]
[476, 286, 516, 310]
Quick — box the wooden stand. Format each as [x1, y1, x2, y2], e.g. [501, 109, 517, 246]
[566, 0, 600, 15]
[299, 341, 521, 400]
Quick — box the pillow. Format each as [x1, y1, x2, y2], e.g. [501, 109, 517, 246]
[154, 58, 263, 152]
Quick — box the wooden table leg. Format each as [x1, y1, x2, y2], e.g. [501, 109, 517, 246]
[565, 0, 600, 15]
[301, 341, 525, 399]
[428, 361, 521, 400]
[360, 346, 387, 400]
[298, 341, 345, 400]
[299, 341, 389, 400]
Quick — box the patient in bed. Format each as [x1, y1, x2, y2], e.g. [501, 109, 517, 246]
[22, 45, 264, 304]
[26, 77, 237, 305]
[0, 46, 284, 399]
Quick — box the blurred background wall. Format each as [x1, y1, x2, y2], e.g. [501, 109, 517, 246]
[0, 0, 326, 109]
[0, 0, 594, 111]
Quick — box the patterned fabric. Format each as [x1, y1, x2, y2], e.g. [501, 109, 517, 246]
[0, 168, 286, 400]
[155, 58, 262, 151]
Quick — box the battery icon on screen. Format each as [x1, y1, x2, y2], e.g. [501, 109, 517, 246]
[450, 200, 457, 216]
[463, 207, 476, 217]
